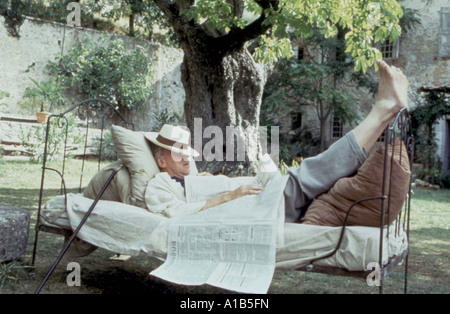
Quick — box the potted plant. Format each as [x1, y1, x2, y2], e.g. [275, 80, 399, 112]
[21, 78, 67, 123]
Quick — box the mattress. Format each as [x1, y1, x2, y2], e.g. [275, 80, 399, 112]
[40, 193, 408, 272]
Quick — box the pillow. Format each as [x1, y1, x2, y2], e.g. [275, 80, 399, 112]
[303, 138, 411, 227]
[111, 125, 160, 208]
[83, 160, 132, 204]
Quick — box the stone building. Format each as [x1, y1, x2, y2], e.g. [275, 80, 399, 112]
[286, 0, 449, 169]
[378, 0, 449, 171]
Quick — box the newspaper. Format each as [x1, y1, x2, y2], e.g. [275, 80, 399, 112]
[150, 174, 288, 294]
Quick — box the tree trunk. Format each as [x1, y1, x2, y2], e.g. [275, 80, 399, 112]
[129, 13, 134, 36]
[180, 44, 268, 175]
[319, 117, 326, 152]
[152, 0, 277, 175]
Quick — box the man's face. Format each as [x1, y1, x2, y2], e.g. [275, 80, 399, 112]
[157, 149, 190, 179]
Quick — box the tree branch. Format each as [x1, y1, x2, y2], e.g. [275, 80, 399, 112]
[152, 0, 213, 55]
[152, 0, 180, 26]
[152, 0, 280, 58]
[213, 0, 280, 53]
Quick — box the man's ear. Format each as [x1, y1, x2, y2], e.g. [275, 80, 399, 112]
[156, 156, 166, 169]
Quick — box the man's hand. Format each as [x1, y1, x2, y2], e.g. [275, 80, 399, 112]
[230, 185, 264, 199]
[201, 184, 263, 211]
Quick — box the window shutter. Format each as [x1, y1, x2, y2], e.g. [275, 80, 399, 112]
[438, 7, 450, 57]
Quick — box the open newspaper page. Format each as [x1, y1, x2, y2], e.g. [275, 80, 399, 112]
[150, 174, 288, 294]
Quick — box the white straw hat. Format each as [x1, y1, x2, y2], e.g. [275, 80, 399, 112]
[144, 124, 199, 157]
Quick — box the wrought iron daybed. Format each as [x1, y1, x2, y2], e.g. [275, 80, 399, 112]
[31, 99, 413, 294]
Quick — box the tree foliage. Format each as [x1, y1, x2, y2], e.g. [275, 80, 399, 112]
[145, 0, 405, 172]
[3, 0, 405, 67]
[261, 2, 419, 158]
[262, 29, 364, 154]
[85, 0, 176, 43]
[0, 0, 108, 30]
[47, 39, 152, 113]
[175, 0, 404, 72]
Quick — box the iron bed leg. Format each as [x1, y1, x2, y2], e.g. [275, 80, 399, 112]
[404, 255, 409, 294]
[34, 166, 122, 294]
[31, 228, 40, 266]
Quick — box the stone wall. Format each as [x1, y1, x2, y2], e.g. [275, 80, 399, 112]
[399, 0, 450, 171]
[397, 0, 449, 92]
[298, 0, 449, 154]
[0, 15, 185, 132]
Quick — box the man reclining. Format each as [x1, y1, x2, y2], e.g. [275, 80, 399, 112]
[144, 60, 409, 224]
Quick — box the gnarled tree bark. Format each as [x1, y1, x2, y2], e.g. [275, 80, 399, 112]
[153, 0, 278, 174]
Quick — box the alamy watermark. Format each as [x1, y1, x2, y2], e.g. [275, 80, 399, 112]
[66, 262, 81, 286]
[366, 262, 381, 286]
[67, 2, 81, 27]
[164, 118, 280, 167]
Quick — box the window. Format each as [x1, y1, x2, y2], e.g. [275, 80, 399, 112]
[291, 112, 302, 129]
[331, 116, 343, 138]
[298, 47, 304, 60]
[438, 7, 450, 57]
[376, 39, 399, 60]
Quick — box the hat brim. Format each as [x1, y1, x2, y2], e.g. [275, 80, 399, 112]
[144, 132, 199, 157]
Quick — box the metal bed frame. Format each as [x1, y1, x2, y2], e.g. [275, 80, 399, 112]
[31, 100, 413, 294]
[296, 107, 414, 294]
[31, 99, 133, 293]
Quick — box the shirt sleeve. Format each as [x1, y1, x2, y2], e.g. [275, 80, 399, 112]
[144, 178, 207, 218]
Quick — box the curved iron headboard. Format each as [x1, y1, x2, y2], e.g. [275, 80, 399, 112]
[32, 99, 133, 265]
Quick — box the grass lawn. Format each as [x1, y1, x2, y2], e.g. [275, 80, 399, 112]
[0, 156, 449, 294]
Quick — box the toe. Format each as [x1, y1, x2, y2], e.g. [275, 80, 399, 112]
[376, 59, 387, 69]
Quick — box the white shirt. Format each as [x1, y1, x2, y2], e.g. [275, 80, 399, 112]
[144, 172, 207, 218]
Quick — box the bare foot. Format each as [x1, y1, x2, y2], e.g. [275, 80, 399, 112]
[374, 60, 408, 121]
